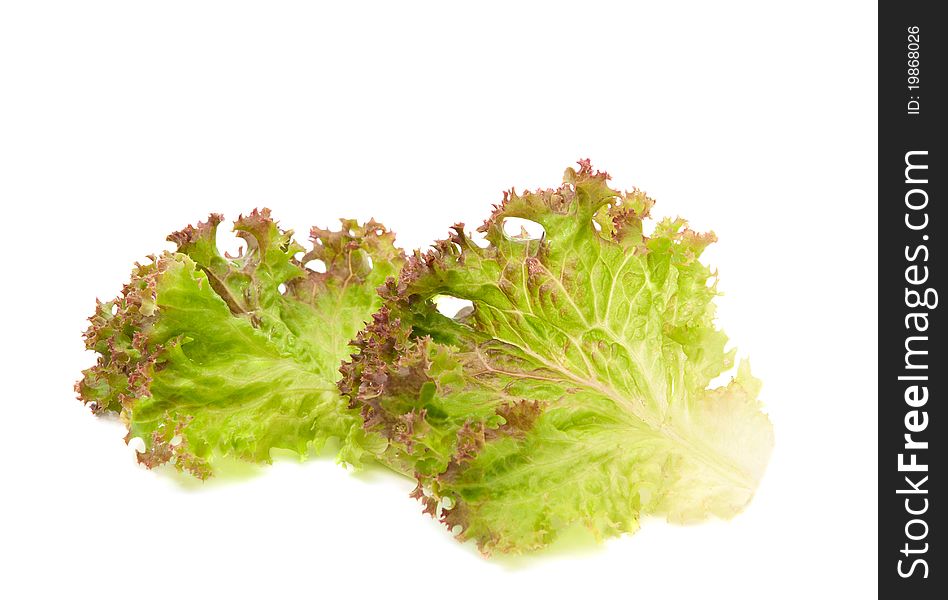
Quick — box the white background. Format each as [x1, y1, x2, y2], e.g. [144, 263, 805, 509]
[0, 2, 877, 598]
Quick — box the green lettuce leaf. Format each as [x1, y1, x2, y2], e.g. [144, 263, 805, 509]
[77, 210, 403, 478]
[340, 161, 773, 554]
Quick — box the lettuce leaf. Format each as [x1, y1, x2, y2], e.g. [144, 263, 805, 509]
[77, 210, 402, 478]
[340, 161, 773, 554]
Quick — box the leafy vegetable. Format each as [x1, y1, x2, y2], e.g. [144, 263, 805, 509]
[77, 210, 402, 477]
[340, 161, 773, 554]
[77, 162, 771, 555]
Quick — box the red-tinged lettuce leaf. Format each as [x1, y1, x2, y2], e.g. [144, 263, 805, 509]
[77, 210, 402, 478]
[340, 161, 773, 554]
